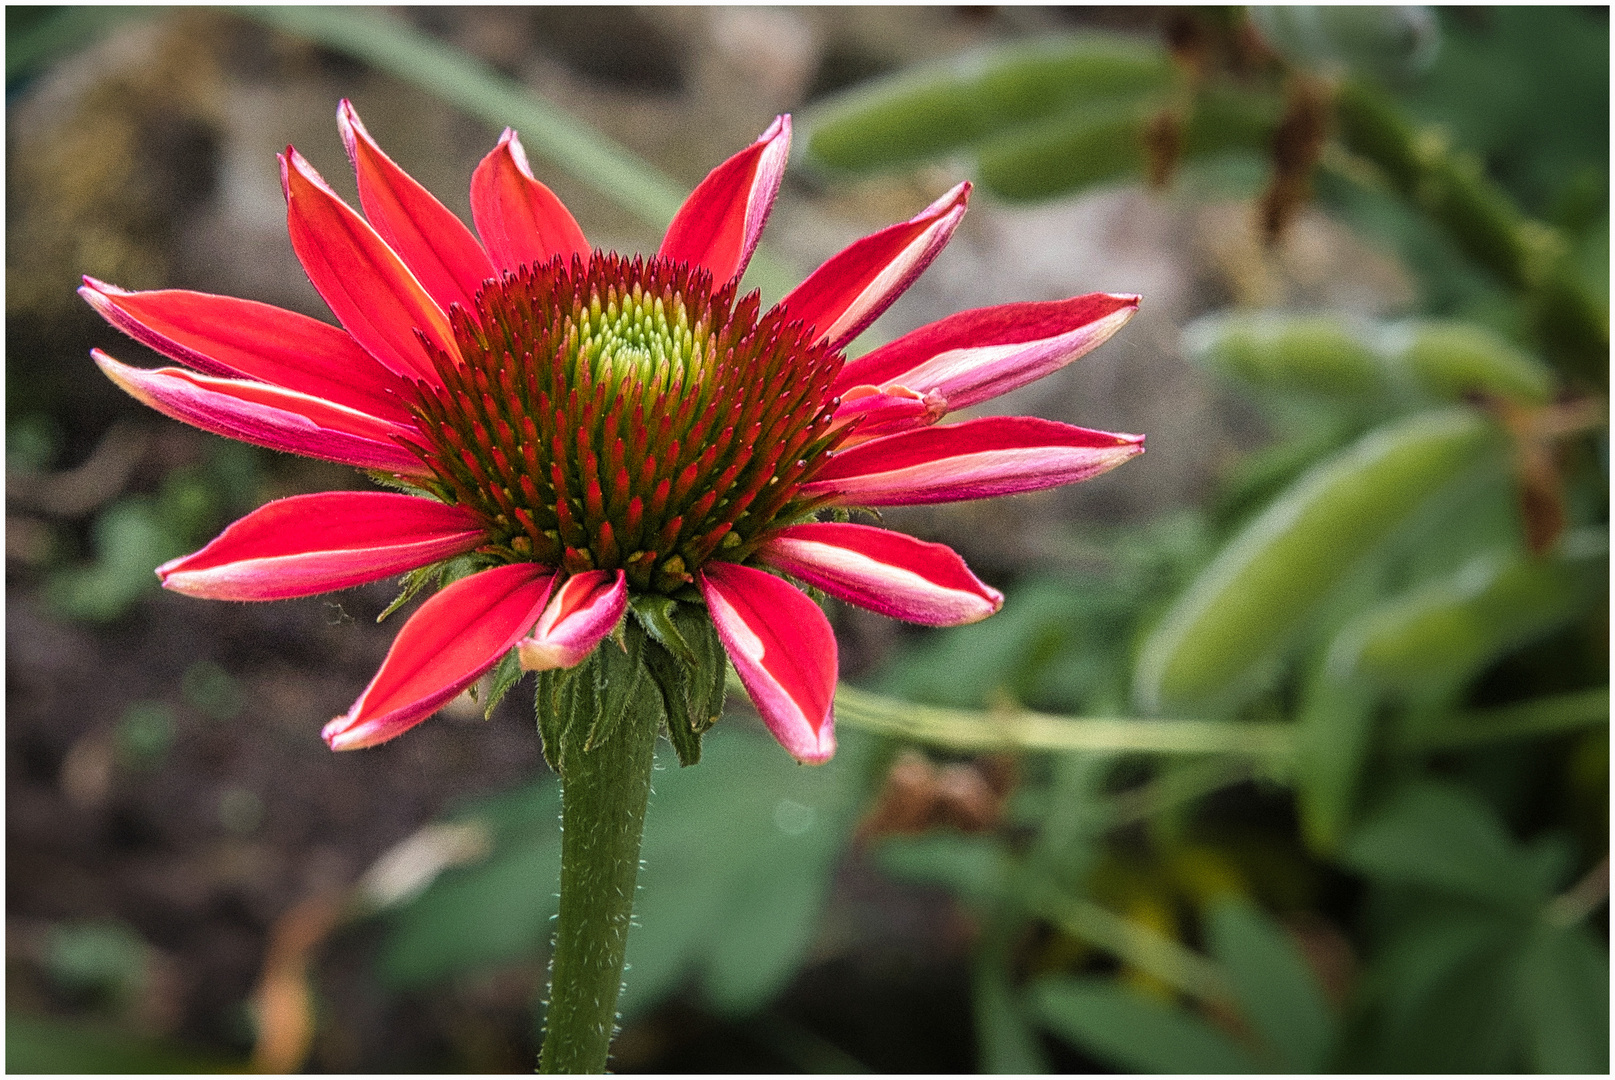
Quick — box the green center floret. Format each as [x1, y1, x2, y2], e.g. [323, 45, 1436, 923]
[576, 286, 699, 395]
[407, 252, 848, 595]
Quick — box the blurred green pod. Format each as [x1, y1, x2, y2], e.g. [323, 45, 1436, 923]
[803, 35, 1175, 175]
[1183, 313, 1388, 401]
[976, 98, 1150, 202]
[1329, 532, 1606, 696]
[1249, 6, 1441, 81]
[1381, 320, 1557, 405]
[1134, 408, 1498, 713]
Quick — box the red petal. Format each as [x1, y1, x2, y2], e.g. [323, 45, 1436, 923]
[658, 116, 791, 286]
[756, 522, 1002, 626]
[804, 415, 1145, 505]
[158, 492, 484, 600]
[94, 350, 427, 474]
[470, 128, 590, 273]
[79, 278, 414, 423]
[835, 293, 1141, 411]
[323, 562, 557, 750]
[338, 100, 497, 315]
[781, 182, 969, 351]
[517, 569, 628, 671]
[699, 561, 837, 764]
[281, 147, 456, 382]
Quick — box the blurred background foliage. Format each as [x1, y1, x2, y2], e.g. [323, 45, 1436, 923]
[7, 5, 1606, 1073]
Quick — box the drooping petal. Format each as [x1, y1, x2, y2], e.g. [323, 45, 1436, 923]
[780, 182, 970, 351]
[470, 128, 590, 272]
[158, 492, 485, 601]
[834, 293, 1141, 412]
[79, 278, 414, 423]
[756, 522, 1003, 626]
[699, 561, 837, 764]
[338, 99, 497, 315]
[323, 562, 557, 751]
[803, 415, 1145, 506]
[281, 147, 456, 383]
[657, 115, 791, 287]
[829, 384, 947, 446]
[517, 569, 628, 671]
[94, 350, 428, 474]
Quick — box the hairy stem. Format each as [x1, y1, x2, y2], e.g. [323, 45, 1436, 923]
[539, 693, 658, 1074]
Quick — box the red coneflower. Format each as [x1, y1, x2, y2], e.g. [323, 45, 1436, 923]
[83, 101, 1142, 765]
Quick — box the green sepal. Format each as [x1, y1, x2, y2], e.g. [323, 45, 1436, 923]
[362, 470, 443, 499]
[377, 553, 486, 623]
[533, 666, 575, 773]
[629, 593, 697, 664]
[642, 601, 728, 767]
[584, 622, 649, 752]
[481, 648, 526, 720]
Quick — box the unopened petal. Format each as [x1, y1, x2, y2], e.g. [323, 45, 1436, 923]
[470, 128, 590, 273]
[517, 569, 628, 671]
[782, 182, 969, 351]
[79, 277, 414, 423]
[829, 384, 947, 446]
[94, 350, 427, 474]
[281, 147, 456, 382]
[158, 492, 485, 601]
[836, 293, 1141, 412]
[804, 415, 1145, 506]
[757, 522, 1002, 626]
[699, 561, 837, 764]
[323, 563, 557, 751]
[338, 99, 497, 314]
[658, 115, 791, 286]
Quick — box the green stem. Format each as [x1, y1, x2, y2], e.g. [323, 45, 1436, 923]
[539, 689, 658, 1074]
[832, 683, 1295, 759]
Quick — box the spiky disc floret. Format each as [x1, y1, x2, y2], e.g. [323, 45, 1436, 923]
[406, 253, 847, 594]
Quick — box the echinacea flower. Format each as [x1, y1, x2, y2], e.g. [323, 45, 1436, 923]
[83, 101, 1143, 765]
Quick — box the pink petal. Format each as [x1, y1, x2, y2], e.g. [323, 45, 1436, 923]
[338, 100, 498, 315]
[517, 569, 628, 671]
[79, 278, 415, 423]
[658, 116, 791, 287]
[281, 147, 456, 383]
[699, 561, 837, 764]
[756, 522, 1002, 626]
[781, 182, 970, 351]
[157, 492, 485, 601]
[470, 128, 590, 273]
[94, 350, 427, 475]
[829, 384, 947, 446]
[803, 415, 1145, 506]
[835, 293, 1141, 412]
[323, 562, 557, 751]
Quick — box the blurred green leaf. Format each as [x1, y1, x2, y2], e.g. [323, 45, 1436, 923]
[46, 499, 185, 623]
[115, 702, 176, 770]
[1204, 898, 1336, 1071]
[46, 923, 148, 1004]
[1033, 977, 1262, 1074]
[1517, 922, 1610, 1073]
[1340, 781, 1553, 909]
[1135, 408, 1499, 713]
[5, 6, 153, 87]
[804, 34, 1174, 176]
[382, 728, 871, 1021]
[1184, 312, 1390, 403]
[5, 1012, 237, 1074]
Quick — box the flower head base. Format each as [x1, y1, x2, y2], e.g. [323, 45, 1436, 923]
[84, 101, 1145, 765]
[410, 252, 844, 593]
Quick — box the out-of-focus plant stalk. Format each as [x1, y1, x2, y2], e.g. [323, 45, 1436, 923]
[1331, 79, 1609, 387]
[833, 683, 1295, 759]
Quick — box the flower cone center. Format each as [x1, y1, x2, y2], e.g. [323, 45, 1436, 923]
[408, 253, 846, 594]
